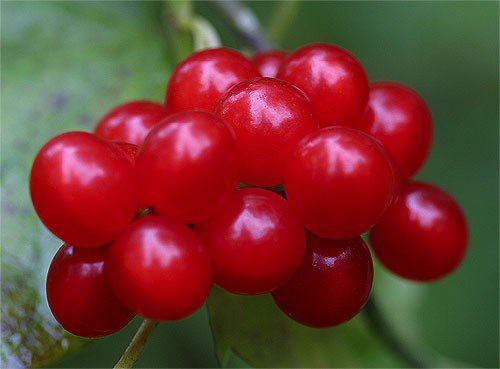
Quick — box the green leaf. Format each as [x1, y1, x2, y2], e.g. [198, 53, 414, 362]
[1, 2, 170, 367]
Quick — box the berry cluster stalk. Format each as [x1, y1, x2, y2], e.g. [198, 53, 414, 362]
[114, 319, 158, 368]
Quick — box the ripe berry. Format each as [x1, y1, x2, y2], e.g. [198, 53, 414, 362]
[107, 215, 213, 321]
[111, 141, 139, 165]
[277, 43, 369, 127]
[135, 111, 239, 223]
[216, 77, 318, 187]
[46, 244, 134, 338]
[196, 188, 306, 295]
[285, 127, 396, 239]
[370, 182, 468, 281]
[165, 48, 259, 113]
[30, 132, 138, 247]
[272, 235, 373, 328]
[94, 100, 170, 145]
[251, 50, 287, 78]
[354, 82, 433, 179]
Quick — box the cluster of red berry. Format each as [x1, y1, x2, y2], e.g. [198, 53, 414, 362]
[30, 44, 468, 338]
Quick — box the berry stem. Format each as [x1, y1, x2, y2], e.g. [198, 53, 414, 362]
[114, 319, 158, 369]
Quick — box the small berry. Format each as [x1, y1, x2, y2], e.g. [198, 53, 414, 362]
[111, 141, 139, 165]
[277, 43, 369, 127]
[273, 235, 373, 328]
[30, 132, 138, 247]
[94, 100, 170, 145]
[46, 244, 134, 338]
[197, 188, 306, 295]
[285, 127, 396, 239]
[216, 77, 318, 186]
[135, 111, 239, 223]
[370, 182, 468, 281]
[107, 215, 213, 321]
[166, 48, 259, 113]
[251, 50, 287, 78]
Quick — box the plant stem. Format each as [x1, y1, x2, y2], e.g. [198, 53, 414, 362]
[114, 319, 158, 369]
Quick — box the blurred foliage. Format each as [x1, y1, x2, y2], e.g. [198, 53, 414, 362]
[1, 1, 498, 368]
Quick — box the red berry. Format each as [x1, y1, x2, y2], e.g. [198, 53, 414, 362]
[166, 48, 259, 113]
[354, 82, 433, 179]
[30, 132, 138, 247]
[135, 111, 239, 223]
[107, 215, 213, 321]
[277, 43, 369, 127]
[94, 100, 170, 145]
[285, 127, 396, 239]
[196, 188, 306, 295]
[251, 50, 287, 78]
[272, 235, 373, 328]
[111, 141, 139, 165]
[216, 77, 318, 186]
[46, 244, 134, 338]
[369, 182, 468, 281]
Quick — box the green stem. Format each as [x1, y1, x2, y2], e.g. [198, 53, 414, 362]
[266, 1, 301, 45]
[114, 319, 159, 369]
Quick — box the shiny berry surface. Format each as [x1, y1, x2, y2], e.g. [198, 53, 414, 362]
[30, 132, 138, 247]
[216, 77, 317, 186]
[285, 127, 395, 239]
[107, 215, 213, 321]
[47, 244, 134, 338]
[94, 100, 170, 145]
[273, 235, 373, 328]
[135, 111, 239, 223]
[355, 82, 433, 179]
[197, 188, 306, 295]
[277, 43, 369, 127]
[370, 182, 468, 281]
[166, 48, 259, 113]
[251, 50, 287, 77]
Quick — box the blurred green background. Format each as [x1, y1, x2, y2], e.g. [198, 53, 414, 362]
[1, 1, 498, 368]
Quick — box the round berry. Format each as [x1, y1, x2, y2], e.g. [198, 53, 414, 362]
[369, 182, 468, 281]
[47, 244, 134, 338]
[111, 141, 139, 165]
[277, 43, 369, 127]
[355, 82, 433, 179]
[166, 48, 259, 113]
[272, 235, 373, 328]
[107, 215, 213, 321]
[30, 132, 138, 247]
[135, 111, 239, 223]
[216, 77, 318, 187]
[197, 188, 306, 295]
[94, 100, 170, 145]
[251, 50, 287, 78]
[285, 127, 396, 239]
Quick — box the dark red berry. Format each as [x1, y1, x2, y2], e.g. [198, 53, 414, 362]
[251, 50, 287, 78]
[166, 48, 259, 113]
[277, 43, 369, 127]
[94, 100, 170, 145]
[370, 182, 468, 281]
[111, 141, 139, 165]
[354, 82, 433, 179]
[46, 244, 134, 338]
[272, 235, 373, 328]
[285, 127, 396, 239]
[216, 77, 318, 187]
[107, 215, 213, 321]
[197, 188, 306, 295]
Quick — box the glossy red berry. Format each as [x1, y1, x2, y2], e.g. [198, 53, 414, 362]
[94, 100, 170, 145]
[47, 244, 134, 338]
[135, 111, 239, 223]
[107, 215, 213, 321]
[111, 141, 139, 165]
[216, 77, 318, 186]
[354, 82, 433, 179]
[166, 48, 260, 113]
[285, 127, 396, 239]
[277, 43, 369, 127]
[251, 50, 287, 78]
[197, 188, 306, 295]
[272, 235, 373, 328]
[30, 132, 138, 247]
[369, 182, 468, 281]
